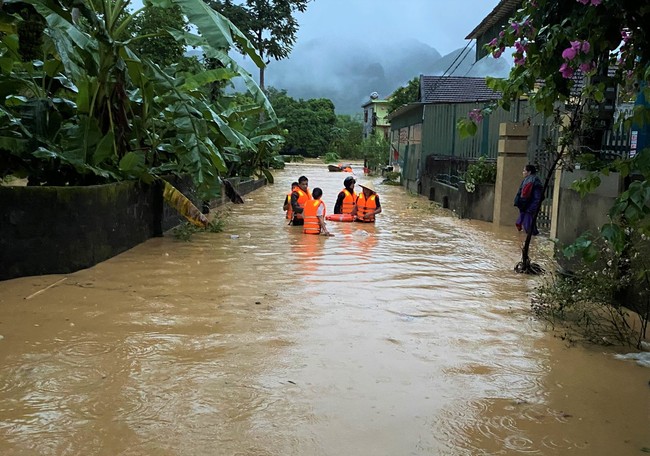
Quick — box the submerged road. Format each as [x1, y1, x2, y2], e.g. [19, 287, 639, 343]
[0, 162, 648, 455]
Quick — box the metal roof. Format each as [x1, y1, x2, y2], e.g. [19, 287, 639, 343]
[386, 102, 421, 121]
[420, 76, 502, 103]
[465, 0, 521, 39]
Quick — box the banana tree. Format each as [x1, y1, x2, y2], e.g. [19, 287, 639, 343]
[0, 0, 283, 200]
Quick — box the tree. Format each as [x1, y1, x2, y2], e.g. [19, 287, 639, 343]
[330, 114, 363, 159]
[127, 5, 187, 67]
[388, 77, 420, 113]
[266, 88, 336, 157]
[0, 0, 282, 200]
[459, 0, 650, 275]
[207, 0, 310, 90]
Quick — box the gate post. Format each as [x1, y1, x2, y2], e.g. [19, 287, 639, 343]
[493, 123, 530, 226]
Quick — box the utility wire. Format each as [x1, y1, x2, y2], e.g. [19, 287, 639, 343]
[426, 40, 476, 101]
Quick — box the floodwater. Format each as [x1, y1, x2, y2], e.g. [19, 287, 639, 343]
[0, 163, 648, 456]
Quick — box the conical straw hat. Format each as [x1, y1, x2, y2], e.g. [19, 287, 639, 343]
[359, 181, 376, 192]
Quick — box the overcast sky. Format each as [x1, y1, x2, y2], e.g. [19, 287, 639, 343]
[131, 0, 508, 114]
[255, 0, 508, 114]
[294, 0, 496, 56]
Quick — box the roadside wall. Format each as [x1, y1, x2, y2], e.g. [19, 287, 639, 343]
[0, 177, 264, 281]
[554, 169, 622, 247]
[427, 181, 495, 221]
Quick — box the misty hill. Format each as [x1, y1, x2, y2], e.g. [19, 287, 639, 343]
[428, 46, 514, 79]
[232, 39, 514, 115]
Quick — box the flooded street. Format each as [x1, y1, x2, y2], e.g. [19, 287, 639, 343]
[0, 162, 648, 455]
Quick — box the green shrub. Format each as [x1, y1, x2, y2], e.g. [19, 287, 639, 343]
[383, 171, 401, 185]
[463, 156, 497, 192]
[172, 210, 228, 241]
[323, 152, 341, 163]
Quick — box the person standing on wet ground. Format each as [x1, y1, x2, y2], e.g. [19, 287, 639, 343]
[303, 188, 334, 236]
[283, 181, 299, 222]
[333, 176, 357, 215]
[290, 175, 311, 226]
[351, 181, 382, 222]
[514, 164, 544, 235]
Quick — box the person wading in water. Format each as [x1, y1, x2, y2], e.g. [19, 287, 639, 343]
[289, 175, 311, 226]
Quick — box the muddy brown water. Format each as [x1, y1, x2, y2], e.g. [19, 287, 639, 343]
[0, 163, 648, 456]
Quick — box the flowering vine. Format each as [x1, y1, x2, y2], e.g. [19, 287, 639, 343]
[559, 39, 594, 79]
[457, 0, 650, 279]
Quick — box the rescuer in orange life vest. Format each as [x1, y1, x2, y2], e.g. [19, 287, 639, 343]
[283, 181, 299, 221]
[289, 175, 312, 226]
[351, 181, 382, 222]
[303, 187, 333, 236]
[333, 176, 357, 215]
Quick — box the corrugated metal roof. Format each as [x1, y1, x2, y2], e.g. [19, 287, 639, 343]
[465, 0, 521, 39]
[420, 76, 501, 103]
[387, 102, 421, 121]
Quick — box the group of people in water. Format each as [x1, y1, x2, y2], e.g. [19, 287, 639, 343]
[281, 163, 541, 238]
[283, 175, 382, 236]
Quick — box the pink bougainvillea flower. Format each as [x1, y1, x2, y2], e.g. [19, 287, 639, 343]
[559, 63, 575, 79]
[562, 47, 578, 60]
[590, 0, 602, 5]
[499, 31, 505, 38]
[579, 62, 594, 73]
[492, 47, 504, 59]
[514, 41, 527, 53]
[511, 22, 522, 36]
[581, 40, 590, 53]
[514, 55, 526, 66]
[468, 109, 483, 123]
[488, 38, 498, 47]
[570, 40, 582, 50]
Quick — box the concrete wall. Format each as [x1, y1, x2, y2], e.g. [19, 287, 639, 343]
[427, 181, 495, 221]
[555, 170, 622, 246]
[0, 177, 264, 281]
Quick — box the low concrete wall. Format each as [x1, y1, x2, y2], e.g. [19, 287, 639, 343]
[427, 181, 495, 221]
[0, 177, 264, 281]
[555, 170, 622, 247]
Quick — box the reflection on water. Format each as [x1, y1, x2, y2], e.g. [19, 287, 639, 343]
[0, 162, 648, 456]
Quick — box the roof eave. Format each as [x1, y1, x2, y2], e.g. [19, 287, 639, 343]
[465, 0, 521, 39]
[387, 102, 422, 121]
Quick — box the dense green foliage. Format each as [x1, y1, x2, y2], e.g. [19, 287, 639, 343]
[127, 5, 187, 67]
[329, 114, 364, 158]
[0, 0, 284, 197]
[388, 77, 419, 113]
[266, 87, 346, 158]
[463, 156, 497, 192]
[359, 135, 389, 172]
[263, 88, 367, 161]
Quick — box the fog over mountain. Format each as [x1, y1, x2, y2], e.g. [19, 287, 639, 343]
[234, 38, 514, 115]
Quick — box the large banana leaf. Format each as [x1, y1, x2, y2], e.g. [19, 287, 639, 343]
[150, 0, 263, 68]
[166, 28, 279, 125]
[162, 180, 208, 228]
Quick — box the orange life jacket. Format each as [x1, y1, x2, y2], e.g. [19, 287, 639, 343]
[303, 199, 326, 235]
[355, 193, 377, 222]
[340, 188, 357, 214]
[292, 188, 312, 221]
[285, 186, 298, 220]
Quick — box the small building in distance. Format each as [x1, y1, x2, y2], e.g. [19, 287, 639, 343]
[361, 92, 390, 140]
